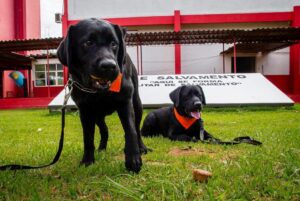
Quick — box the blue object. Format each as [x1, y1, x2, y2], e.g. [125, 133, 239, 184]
[9, 71, 24, 87]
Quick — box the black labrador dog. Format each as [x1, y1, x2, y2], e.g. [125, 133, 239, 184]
[57, 18, 148, 173]
[141, 85, 210, 141]
[141, 85, 262, 145]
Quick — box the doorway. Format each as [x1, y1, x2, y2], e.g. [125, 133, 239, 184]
[231, 57, 256, 73]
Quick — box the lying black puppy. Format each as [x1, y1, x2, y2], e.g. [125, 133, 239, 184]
[57, 18, 148, 173]
[141, 85, 209, 141]
[141, 85, 262, 145]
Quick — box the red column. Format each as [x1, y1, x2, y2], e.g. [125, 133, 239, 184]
[233, 38, 237, 73]
[62, 0, 69, 84]
[14, 0, 26, 39]
[290, 6, 300, 94]
[174, 10, 181, 74]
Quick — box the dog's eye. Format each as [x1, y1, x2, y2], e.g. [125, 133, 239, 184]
[84, 40, 94, 47]
[111, 42, 118, 50]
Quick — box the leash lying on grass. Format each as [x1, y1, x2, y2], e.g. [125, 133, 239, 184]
[199, 130, 262, 145]
[0, 82, 73, 171]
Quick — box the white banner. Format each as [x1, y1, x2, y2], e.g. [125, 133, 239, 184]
[138, 73, 293, 107]
[48, 73, 293, 110]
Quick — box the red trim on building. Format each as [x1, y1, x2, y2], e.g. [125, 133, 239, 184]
[174, 10, 181, 74]
[265, 75, 291, 94]
[106, 16, 173, 27]
[67, 11, 293, 27]
[33, 86, 63, 98]
[0, 97, 53, 109]
[181, 12, 292, 24]
[290, 6, 300, 95]
[62, 0, 69, 84]
[14, 0, 26, 39]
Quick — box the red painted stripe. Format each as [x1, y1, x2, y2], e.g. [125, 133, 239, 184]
[68, 16, 174, 27]
[181, 12, 292, 24]
[67, 11, 293, 27]
[62, 0, 69, 84]
[0, 97, 53, 109]
[290, 6, 300, 94]
[175, 44, 181, 74]
[174, 10, 181, 75]
[174, 10, 181, 32]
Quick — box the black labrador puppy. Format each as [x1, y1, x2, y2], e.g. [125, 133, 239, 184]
[57, 18, 148, 173]
[141, 85, 210, 141]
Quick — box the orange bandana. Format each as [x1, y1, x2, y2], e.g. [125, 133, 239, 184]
[174, 108, 197, 129]
[109, 73, 122, 93]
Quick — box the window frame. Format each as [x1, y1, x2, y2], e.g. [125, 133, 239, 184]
[33, 59, 64, 87]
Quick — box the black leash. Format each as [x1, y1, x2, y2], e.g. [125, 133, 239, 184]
[0, 82, 73, 171]
[200, 130, 262, 146]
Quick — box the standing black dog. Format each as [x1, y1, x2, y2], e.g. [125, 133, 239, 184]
[57, 18, 148, 173]
[141, 85, 210, 141]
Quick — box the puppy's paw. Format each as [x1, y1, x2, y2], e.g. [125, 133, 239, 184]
[125, 153, 142, 173]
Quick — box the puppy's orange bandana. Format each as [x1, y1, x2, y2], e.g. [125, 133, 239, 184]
[109, 73, 122, 93]
[174, 108, 197, 129]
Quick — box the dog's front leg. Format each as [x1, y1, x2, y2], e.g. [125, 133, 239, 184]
[79, 107, 96, 166]
[117, 101, 142, 173]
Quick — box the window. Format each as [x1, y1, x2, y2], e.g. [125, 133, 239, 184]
[34, 64, 63, 86]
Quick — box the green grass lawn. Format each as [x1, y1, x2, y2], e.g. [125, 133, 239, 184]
[0, 105, 299, 201]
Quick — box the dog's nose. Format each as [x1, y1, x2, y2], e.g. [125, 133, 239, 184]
[194, 101, 202, 108]
[99, 59, 117, 70]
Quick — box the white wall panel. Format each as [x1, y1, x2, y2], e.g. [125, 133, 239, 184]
[68, 0, 298, 20]
[141, 45, 174, 75]
[181, 44, 224, 74]
[257, 48, 290, 75]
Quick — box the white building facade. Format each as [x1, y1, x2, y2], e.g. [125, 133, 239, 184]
[61, 0, 300, 99]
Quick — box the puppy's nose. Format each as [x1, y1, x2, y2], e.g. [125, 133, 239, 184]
[99, 59, 117, 70]
[194, 101, 202, 108]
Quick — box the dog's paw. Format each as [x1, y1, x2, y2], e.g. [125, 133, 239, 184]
[98, 144, 107, 152]
[139, 145, 153, 154]
[80, 157, 95, 167]
[125, 153, 142, 173]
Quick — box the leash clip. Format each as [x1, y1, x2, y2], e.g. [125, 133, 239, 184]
[62, 78, 74, 108]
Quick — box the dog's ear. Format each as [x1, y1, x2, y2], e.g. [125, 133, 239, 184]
[57, 25, 74, 67]
[197, 85, 206, 105]
[113, 24, 127, 68]
[169, 86, 183, 107]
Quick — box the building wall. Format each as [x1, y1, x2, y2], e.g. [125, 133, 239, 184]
[66, 0, 297, 77]
[63, 0, 300, 96]
[125, 22, 290, 76]
[0, 0, 41, 98]
[0, 0, 15, 40]
[68, 0, 298, 19]
[25, 0, 41, 39]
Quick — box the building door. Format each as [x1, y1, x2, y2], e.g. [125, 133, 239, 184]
[0, 71, 3, 98]
[231, 57, 256, 73]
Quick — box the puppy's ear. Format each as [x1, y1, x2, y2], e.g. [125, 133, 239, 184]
[197, 85, 206, 105]
[113, 24, 127, 68]
[57, 25, 74, 66]
[169, 86, 183, 107]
